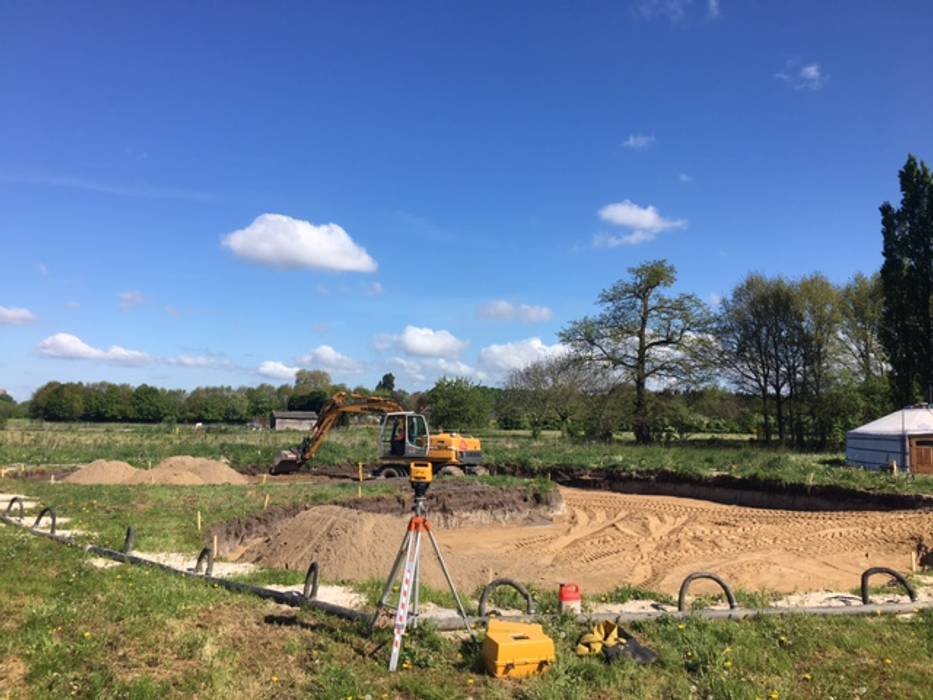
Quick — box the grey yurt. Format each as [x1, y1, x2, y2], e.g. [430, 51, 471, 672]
[846, 405, 933, 474]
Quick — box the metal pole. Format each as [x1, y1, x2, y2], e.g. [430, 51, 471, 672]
[425, 526, 475, 639]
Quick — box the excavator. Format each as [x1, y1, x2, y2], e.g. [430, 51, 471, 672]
[270, 392, 485, 478]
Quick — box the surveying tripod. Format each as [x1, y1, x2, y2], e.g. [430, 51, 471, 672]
[370, 462, 475, 671]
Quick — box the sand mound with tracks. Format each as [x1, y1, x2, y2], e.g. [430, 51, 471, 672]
[65, 456, 247, 486]
[231, 487, 933, 594]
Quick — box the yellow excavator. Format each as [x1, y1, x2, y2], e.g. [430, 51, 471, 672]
[270, 392, 485, 478]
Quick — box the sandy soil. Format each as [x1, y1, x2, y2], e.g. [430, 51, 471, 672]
[234, 487, 933, 595]
[63, 456, 248, 486]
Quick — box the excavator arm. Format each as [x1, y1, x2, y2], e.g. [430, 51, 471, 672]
[271, 392, 404, 474]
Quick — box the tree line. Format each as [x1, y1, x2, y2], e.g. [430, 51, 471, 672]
[504, 154, 932, 446]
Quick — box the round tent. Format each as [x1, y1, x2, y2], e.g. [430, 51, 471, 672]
[846, 405, 933, 474]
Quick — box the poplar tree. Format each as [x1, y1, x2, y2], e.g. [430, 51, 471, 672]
[880, 155, 933, 406]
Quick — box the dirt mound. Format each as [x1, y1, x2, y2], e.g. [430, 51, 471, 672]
[125, 469, 206, 486]
[64, 460, 139, 485]
[152, 456, 247, 485]
[231, 487, 933, 595]
[65, 456, 247, 486]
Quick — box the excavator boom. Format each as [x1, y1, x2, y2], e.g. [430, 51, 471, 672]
[270, 392, 404, 473]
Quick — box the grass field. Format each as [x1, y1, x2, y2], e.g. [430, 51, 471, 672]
[3, 419, 933, 497]
[2, 421, 933, 698]
[2, 524, 932, 700]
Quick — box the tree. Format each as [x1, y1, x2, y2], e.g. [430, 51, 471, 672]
[375, 373, 396, 393]
[425, 378, 492, 430]
[132, 384, 168, 423]
[839, 272, 886, 383]
[560, 260, 712, 444]
[287, 389, 328, 413]
[880, 154, 933, 406]
[294, 370, 332, 393]
[502, 356, 587, 437]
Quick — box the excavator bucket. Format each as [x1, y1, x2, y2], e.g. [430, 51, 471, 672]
[270, 450, 302, 475]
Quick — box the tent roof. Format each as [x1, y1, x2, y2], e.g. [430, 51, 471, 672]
[848, 405, 933, 435]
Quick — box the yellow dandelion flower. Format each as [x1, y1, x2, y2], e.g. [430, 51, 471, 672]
[82, 631, 92, 640]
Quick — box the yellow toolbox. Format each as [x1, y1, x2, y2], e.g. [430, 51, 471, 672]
[483, 619, 556, 679]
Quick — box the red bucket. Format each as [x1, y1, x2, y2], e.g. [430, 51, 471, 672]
[559, 583, 582, 614]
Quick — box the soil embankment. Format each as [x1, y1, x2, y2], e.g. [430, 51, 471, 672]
[220, 486, 933, 595]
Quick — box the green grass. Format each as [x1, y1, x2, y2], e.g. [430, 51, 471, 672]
[0, 478, 395, 552]
[2, 524, 931, 699]
[5, 419, 933, 498]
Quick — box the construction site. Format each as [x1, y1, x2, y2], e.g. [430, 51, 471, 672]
[2, 399, 933, 697]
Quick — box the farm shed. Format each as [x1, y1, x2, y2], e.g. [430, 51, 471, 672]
[270, 410, 318, 431]
[846, 405, 933, 474]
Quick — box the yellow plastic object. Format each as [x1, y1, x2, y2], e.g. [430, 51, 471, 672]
[483, 619, 556, 679]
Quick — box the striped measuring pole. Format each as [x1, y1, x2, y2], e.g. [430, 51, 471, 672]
[388, 544, 418, 671]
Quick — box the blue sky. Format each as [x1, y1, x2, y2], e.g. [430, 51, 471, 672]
[2, 1, 931, 401]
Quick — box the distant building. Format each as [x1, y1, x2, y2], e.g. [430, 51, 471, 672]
[271, 410, 318, 431]
[846, 405, 933, 474]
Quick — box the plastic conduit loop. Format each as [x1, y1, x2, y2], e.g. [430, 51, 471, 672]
[303, 561, 321, 600]
[678, 572, 738, 612]
[32, 507, 57, 535]
[860, 567, 917, 604]
[194, 547, 214, 577]
[122, 526, 136, 554]
[478, 578, 536, 617]
[5, 497, 24, 519]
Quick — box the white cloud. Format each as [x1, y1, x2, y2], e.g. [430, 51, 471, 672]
[636, 0, 692, 21]
[388, 356, 485, 386]
[708, 292, 723, 309]
[478, 300, 553, 324]
[679, 173, 693, 183]
[478, 337, 568, 377]
[118, 290, 146, 311]
[222, 213, 377, 273]
[707, 0, 719, 17]
[366, 281, 384, 297]
[169, 354, 224, 368]
[37, 333, 151, 365]
[593, 230, 660, 247]
[0, 306, 37, 325]
[599, 200, 686, 232]
[622, 134, 656, 150]
[775, 61, 828, 90]
[377, 325, 467, 358]
[298, 344, 363, 374]
[595, 200, 687, 247]
[258, 360, 299, 381]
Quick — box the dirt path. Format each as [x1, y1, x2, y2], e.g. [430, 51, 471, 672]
[233, 487, 933, 595]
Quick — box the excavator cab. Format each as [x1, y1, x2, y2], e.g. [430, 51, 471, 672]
[380, 412, 429, 459]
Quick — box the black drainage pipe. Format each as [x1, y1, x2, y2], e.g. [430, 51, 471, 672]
[861, 566, 918, 604]
[678, 572, 738, 612]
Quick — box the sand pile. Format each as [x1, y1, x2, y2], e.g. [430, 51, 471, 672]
[65, 456, 248, 486]
[64, 460, 139, 485]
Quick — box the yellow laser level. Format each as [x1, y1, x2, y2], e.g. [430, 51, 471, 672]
[410, 462, 433, 484]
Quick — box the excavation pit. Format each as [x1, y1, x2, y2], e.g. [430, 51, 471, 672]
[213, 483, 933, 596]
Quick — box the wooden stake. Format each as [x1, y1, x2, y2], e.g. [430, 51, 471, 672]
[911, 550, 918, 573]
[213, 534, 219, 558]
[196, 510, 202, 532]
[262, 473, 268, 485]
[263, 493, 270, 510]
[358, 462, 364, 498]
[50, 474, 55, 484]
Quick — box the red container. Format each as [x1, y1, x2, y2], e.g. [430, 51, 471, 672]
[559, 583, 582, 615]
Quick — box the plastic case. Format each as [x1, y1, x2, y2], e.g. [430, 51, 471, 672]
[482, 619, 556, 679]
